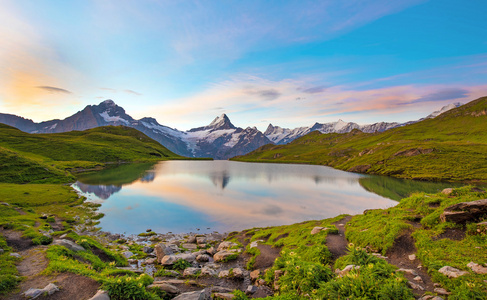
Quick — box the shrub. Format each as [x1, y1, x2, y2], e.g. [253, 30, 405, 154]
[172, 259, 191, 271]
[102, 274, 157, 300]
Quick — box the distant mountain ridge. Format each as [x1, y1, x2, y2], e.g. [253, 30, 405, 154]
[0, 100, 463, 159]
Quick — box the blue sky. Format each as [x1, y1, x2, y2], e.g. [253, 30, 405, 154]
[0, 0, 486, 130]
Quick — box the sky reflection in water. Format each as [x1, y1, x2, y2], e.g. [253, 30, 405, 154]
[73, 161, 402, 234]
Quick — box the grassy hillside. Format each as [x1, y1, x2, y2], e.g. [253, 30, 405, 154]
[233, 96, 487, 182]
[0, 124, 184, 183]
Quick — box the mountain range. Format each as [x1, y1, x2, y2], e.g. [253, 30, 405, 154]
[0, 100, 462, 159]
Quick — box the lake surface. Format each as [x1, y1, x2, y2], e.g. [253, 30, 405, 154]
[72, 161, 456, 235]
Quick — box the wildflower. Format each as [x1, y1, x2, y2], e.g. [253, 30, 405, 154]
[368, 263, 374, 269]
[296, 266, 300, 270]
[290, 251, 296, 256]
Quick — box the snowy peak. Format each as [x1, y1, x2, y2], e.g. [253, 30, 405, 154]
[426, 102, 463, 119]
[208, 114, 235, 130]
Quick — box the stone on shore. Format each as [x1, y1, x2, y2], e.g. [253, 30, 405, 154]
[147, 283, 180, 295]
[160, 253, 196, 265]
[213, 250, 238, 262]
[183, 267, 201, 277]
[52, 239, 85, 252]
[217, 241, 238, 252]
[438, 266, 468, 278]
[173, 289, 210, 300]
[213, 293, 234, 300]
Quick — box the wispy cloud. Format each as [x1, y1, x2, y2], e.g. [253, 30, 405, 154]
[299, 85, 327, 94]
[36, 86, 72, 94]
[146, 75, 487, 130]
[124, 89, 142, 96]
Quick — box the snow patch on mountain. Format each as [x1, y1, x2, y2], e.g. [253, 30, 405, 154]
[99, 111, 130, 125]
[426, 102, 462, 118]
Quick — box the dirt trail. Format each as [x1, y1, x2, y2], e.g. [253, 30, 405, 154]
[326, 215, 352, 262]
[1, 230, 100, 300]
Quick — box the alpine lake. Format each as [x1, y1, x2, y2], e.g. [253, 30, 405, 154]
[73, 160, 459, 235]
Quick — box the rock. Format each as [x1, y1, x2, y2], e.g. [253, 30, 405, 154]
[438, 266, 468, 278]
[199, 244, 207, 248]
[274, 269, 284, 290]
[148, 283, 180, 295]
[440, 199, 487, 223]
[155, 243, 174, 262]
[246, 285, 258, 294]
[196, 236, 206, 244]
[311, 227, 329, 235]
[119, 245, 130, 251]
[160, 253, 196, 266]
[371, 253, 387, 259]
[207, 247, 217, 256]
[396, 268, 418, 276]
[187, 236, 197, 243]
[88, 290, 110, 300]
[182, 243, 198, 250]
[214, 250, 238, 262]
[408, 254, 416, 261]
[218, 270, 230, 278]
[441, 188, 453, 195]
[117, 266, 144, 273]
[201, 266, 217, 276]
[413, 276, 423, 282]
[257, 279, 266, 286]
[121, 251, 134, 258]
[467, 262, 487, 274]
[217, 241, 238, 252]
[0, 248, 4, 254]
[434, 288, 451, 295]
[211, 287, 234, 293]
[146, 229, 152, 232]
[173, 289, 211, 300]
[144, 258, 157, 265]
[249, 241, 260, 248]
[183, 267, 201, 277]
[24, 283, 59, 299]
[213, 293, 234, 300]
[408, 281, 424, 290]
[52, 239, 85, 252]
[419, 296, 444, 300]
[233, 268, 244, 279]
[143, 246, 154, 253]
[338, 265, 360, 277]
[9, 253, 21, 258]
[250, 270, 260, 281]
[196, 254, 211, 262]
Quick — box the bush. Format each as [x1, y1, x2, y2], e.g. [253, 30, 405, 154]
[173, 259, 191, 271]
[32, 235, 52, 245]
[102, 274, 156, 300]
[0, 274, 21, 294]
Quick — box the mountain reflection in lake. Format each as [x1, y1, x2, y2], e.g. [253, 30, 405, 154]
[72, 161, 454, 235]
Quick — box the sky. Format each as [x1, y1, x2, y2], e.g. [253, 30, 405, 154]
[0, 0, 486, 131]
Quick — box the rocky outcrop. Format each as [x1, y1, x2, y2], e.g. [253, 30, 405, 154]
[52, 239, 85, 252]
[440, 199, 487, 223]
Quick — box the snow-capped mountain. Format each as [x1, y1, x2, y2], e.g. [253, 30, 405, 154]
[425, 102, 463, 119]
[264, 103, 462, 145]
[0, 100, 463, 158]
[0, 100, 271, 160]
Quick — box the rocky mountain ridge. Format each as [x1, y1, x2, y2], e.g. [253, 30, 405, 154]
[0, 100, 463, 158]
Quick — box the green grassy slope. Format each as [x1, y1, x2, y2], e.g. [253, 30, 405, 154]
[0, 124, 184, 183]
[233, 96, 487, 182]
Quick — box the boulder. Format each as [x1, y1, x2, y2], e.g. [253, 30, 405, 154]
[467, 262, 487, 274]
[441, 188, 453, 195]
[218, 270, 230, 278]
[217, 241, 238, 252]
[440, 199, 487, 223]
[143, 258, 157, 265]
[183, 267, 201, 277]
[311, 227, 326, 235]
[196, 236, 206, 244]
[155, 243, 174, 262]
[187, 236, 197, 243]
[434, 288, 451, 295]
[143, 246, 154, 254]
[213, 293, 234, 300]
[9, 253, 21, 258]
[207, 247, 217, 256]
[121, 251, 135, 258]
[196, 254, 211, 262]
[408, 254, 416, 261]
[173, 289, 210, 300]
[52, 239, 85, 252]
[250, 270, 260, 281]
[147, 283, 180, 295]
[214, 250, 238, 262]
[182, 243, 198, 250]
[24, 283, 59, 299]
[438, 266, 468, 278]
[201, 266, 217, 276]
[160, 253, 196, 266]
[88, 290, 110, 300]
[246, 285, 258, 294]
[233, 268, 244, 279]
[407, 281, 424, 291]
